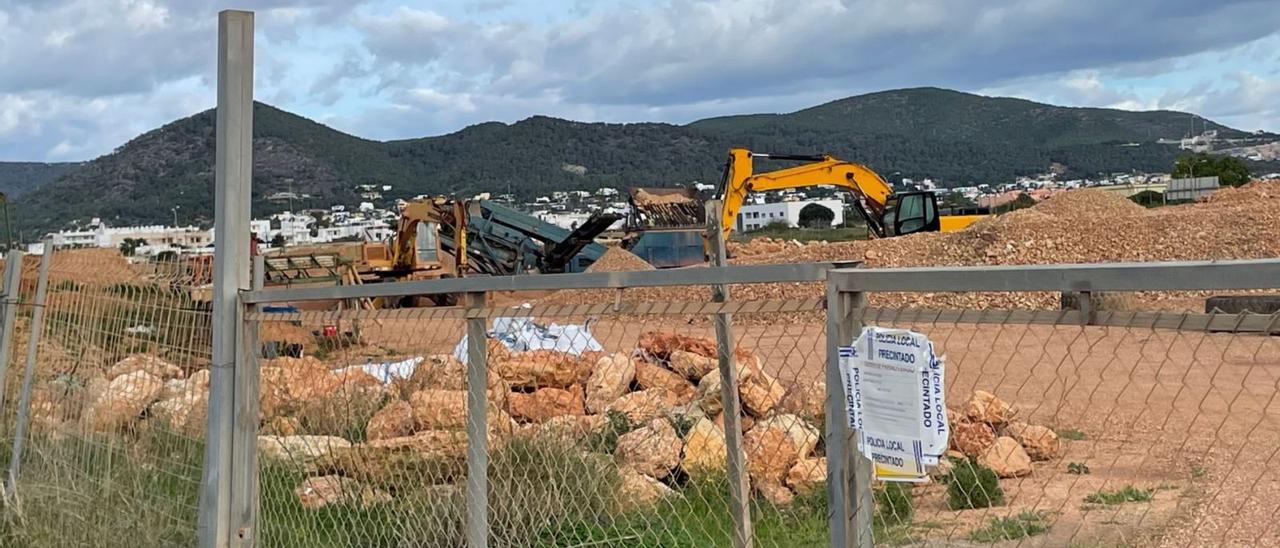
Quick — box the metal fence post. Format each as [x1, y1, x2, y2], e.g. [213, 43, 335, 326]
[230, 254, 265, 546]
[0, 249, 25, 418]
[825, 278, 874, 548]
[200, 9, 254, 548]
[705, 200, 754, 548]
[465, 291, 490, 548]
[5, 241, 52, 504]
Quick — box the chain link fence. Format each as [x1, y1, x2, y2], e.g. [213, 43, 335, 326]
[840, 309, 1280, 547]
[828, 263, 1280, 548]
[0, 247, 211, 546]
[0, 245, 1277, 548]
[247, 297, 831, 547]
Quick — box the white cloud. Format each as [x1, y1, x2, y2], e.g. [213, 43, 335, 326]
[2, 0, 1279, 162]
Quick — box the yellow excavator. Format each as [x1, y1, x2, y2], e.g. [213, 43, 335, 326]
[360, 196, 469, 280]
[716, 148, 986, 241]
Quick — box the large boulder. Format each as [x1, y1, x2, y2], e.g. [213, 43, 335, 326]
[263, 416, 302, 436]
[739, 369, 786, 418]
[757, 481, 795, 506]
[584, 354, 635, 413]
[752, 414, 820, 459]
[638, 332, 717, 361]
[536, 414, 609, 442]
[393, 354, 466, 396]
[978, 436, 1032, 478]
[786, 457, 827, 497]
[694, 359, 780, 418]
[634, 361, 696, 403]
[259, 435, 352, 463]
[951, 420, 996, 457]
[607, 388, 679, 424]
[294, 475, 391, 509]
[366, 400, 416, 441]
[713, 412, 756, 435]
[259, 359, 342, 420]
[406, 389, 517, 437]
[962, 390, 1016, 425]
[680, 417, 727, 479]
[150, 392, 208, 436]
[616, 466, 676, 511]
[1003, 421, 1062, 461]
[182, 369, 212, 394]
[409, 389, 469, 430]
[495, 350, 591, 389]
[83, 370, 165, 431]
[364, 430, 470, 459]
[509, 387, 586, 423]
[744, 423, 799, 484]
[106, 354, 185, 381]
[668, 350, 718, 381]
[777, 379, 826, 425]
[614, 418, 683, 479]
[310, 433, 468, 489]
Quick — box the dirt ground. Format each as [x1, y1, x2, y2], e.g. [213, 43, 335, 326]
[331, 313, 1280, 547]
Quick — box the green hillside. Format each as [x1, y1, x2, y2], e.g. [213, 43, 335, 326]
[11, 88, 1273, 236]
[0, 162, 81, 198]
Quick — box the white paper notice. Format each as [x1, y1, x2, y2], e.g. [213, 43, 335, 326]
[839, 326, 948, 482]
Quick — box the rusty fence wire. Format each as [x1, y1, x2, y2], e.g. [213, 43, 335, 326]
[246, 297, 831, 548]
[0, 247, 212, 546]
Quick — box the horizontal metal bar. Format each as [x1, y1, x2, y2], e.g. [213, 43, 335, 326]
[856, 307, 1280, 333]
[244, 262, 850, 304]
[831, 259, 1280, 293]
[246, 298, 825, 322]
[857, 307, 1083, 326]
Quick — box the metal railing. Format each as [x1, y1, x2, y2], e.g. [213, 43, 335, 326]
[826, 259, 1280, 547]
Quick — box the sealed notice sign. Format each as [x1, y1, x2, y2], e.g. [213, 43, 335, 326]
[839, 327, 948, 482]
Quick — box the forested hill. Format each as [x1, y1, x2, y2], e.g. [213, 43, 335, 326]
[11, 87, 1270, 234]
[0, 162, 81, 198]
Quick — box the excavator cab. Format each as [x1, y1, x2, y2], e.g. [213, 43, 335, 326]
[882, 191, 941, 236]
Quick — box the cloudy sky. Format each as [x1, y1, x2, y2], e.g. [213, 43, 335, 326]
[1, 0, 1278, 162]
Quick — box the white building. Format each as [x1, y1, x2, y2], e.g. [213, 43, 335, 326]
[736, 199, 844, 231]
[45, 218, 213, 252]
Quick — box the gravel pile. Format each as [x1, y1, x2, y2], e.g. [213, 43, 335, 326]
[586, 247, 656, 273]
[541, 182, 1280, 311]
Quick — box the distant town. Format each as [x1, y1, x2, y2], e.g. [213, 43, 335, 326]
[31, 130, 1280, 259]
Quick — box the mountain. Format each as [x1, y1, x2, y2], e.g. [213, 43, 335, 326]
[12, 87, 1274, 236]
[0, 162, 81, 198]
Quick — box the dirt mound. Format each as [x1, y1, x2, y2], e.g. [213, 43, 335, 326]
[537, 183, 1280, 312]
[586, 247, 656, 273]
[633, 189, 695, 206]
[1030, 188, 1147, 219]
[729, 237, 801, 258]
[11, 248, 145, 286]
[1207, 179, 1280, 204]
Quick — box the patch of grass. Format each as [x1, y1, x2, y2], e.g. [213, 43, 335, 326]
[1067, 462, 1091, 475]
[545, 476, 829, 547]
[0, 429, 203, 547]
[1190, 465, 1207, 479]
[967, 511, 1051, 543]
[668, 414, 696, 439]
[875, 482, 914, 526]
[1057, 428, 1087, 441]
[1084, 485, 1154, 505]
[582, 410, 635, 453]
[946, 458, 1004, 510]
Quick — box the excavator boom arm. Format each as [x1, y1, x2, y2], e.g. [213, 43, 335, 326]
[718, 148, 895, 239]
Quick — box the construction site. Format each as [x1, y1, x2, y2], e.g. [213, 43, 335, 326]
[1, 8, 1280, 548]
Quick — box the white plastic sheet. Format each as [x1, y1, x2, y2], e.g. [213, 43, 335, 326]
[453, 315, 604, 363]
